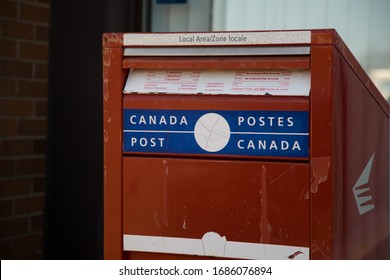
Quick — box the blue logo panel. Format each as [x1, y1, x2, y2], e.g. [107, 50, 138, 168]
[123, 109, 309, 158]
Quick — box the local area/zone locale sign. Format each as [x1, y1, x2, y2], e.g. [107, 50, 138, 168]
[123, 109, 309, 158]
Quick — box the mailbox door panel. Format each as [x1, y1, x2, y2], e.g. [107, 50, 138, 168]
[123, 157, 309, 259]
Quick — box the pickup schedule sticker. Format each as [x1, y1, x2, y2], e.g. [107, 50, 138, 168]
[123, 109, 309, 158]
[123, 69, 310, 96]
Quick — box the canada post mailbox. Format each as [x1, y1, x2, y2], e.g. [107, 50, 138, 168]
[103, 30, 390, 260]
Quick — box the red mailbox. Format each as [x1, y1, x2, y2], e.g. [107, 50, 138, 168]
[103, 29, 389, 260]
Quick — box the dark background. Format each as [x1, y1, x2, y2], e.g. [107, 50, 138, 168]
[45, 0, 150, 259]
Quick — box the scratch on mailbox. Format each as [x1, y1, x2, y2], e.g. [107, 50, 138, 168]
[162, 160, 169, 226]
[153, 211, 160, 230]
[270, 165, 294, 184]
[300, 182, 310, 200]
[260, 165, 270, 244]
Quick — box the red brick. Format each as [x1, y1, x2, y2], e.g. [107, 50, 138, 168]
[0, 178, 31, 197]
[15, 157, 46, 176]
[0, 119, 18, 136]
[35, 63, 48, 80]
[0, 139, 33, 156]
[0, 0, 18, 18]
[19, 42, 48, 61]
[0, 218, 29, 238]
[0, 39, 17, 57]
[0, 159, 14, 177]
[0, 79, 16, 97]
[0, 199, 13, 218]
[18, 80, 47, 98]
[34, 100, 47, 117]
[14, 195, 44, 215]
[20, 3, 50, 23]
[0, 99, 34, 117]
[33, 138, 46, 154]
[2, 20, 34, 40]
[35, 25, 49, 42]
[33, 177, 45, 193]
[18, 119, 47, 135]
[31, 215, 43, 232]
[14, 233, 43, 256]
[0, 60, 33, 78]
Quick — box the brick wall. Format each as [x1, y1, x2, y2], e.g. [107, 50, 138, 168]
[0, 0, 50, 259]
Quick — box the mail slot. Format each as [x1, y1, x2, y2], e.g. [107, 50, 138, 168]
[103, 30, 390, 259]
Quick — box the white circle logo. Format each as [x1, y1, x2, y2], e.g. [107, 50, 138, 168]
[194, 113, 230, 152]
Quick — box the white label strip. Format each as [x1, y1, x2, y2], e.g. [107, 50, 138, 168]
[123, 233, 309, 260]
[123, 46, 310, 56]
[124, 69, 310, 96]
[123, 31, 311, 46]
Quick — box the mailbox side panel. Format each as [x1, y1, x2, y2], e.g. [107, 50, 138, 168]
[103, 34, 126, 259]
[332, 49, 390, 259]
[311, 38, 390, 260]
